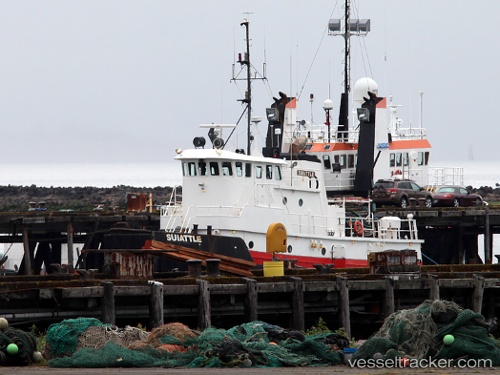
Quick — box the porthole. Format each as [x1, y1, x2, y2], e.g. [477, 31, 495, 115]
[321, 247, 326, 256]
[298, 199, 303, 207]
[248, 241, 254, 249]
[283, 197, 288, 205]
[287, 245, 292, 253]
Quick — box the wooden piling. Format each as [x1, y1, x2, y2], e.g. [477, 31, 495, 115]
[243, 278, 258, 322]
[197, 279, 211, 330]
[22, 226, 33, 275]
[101, 281, 115, 325]
[67, 222, 74, 272]
[484, 207, 492, 264]
[428, 274, 440, 300]
[385, 278, 395, 317]
[149, 281, 164, 329]
[337, 277, 351, 338]
[472, 274, 485, 313]
[290, 277, 304, 331]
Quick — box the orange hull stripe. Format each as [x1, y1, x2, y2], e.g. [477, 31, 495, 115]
[389, 139, 431, 149]
[307, 143, 358, 152]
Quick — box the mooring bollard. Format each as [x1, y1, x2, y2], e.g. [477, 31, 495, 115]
[187, 259, 202, 277]
[206, 258, 221, 277]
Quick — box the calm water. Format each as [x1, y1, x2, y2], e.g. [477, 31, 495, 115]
[0, 162, 182, 188]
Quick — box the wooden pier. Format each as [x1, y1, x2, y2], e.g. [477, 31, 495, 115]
[0, 207, 499, 337]
[1, 264, 500, 339]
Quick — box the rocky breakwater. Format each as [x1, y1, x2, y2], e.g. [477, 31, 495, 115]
[0, 185, 180, 212]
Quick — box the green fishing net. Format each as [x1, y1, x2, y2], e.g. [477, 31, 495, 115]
[353, 299, 500, 365]
[46, 318, 344, 368]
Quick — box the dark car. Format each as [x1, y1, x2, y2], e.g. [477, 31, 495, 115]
[372, 179, 433, 208]
[432, 186, 484, 207]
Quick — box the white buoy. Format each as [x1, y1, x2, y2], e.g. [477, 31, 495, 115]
[0, 317, 9, 330]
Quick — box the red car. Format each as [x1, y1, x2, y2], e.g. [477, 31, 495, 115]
[432, 186, 484, 207]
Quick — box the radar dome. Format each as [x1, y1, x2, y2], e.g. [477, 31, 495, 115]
[353, 77, 378, 103]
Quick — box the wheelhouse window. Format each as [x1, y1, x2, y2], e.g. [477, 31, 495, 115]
[340, 154, 346, 169]
[396, 153, 402, 167]
[255, 165, 263, 179]
[323, 155, 331, 170]
[266, 165, 272, 179]
[390, 153, 396, 167]
[183, 162, 197, 176]
[198, 161, 207, 176]
[403, 152, 409, 166]
[347, 154, 355, 168]
[209, 162, 219, 176]
[245, 163, 252, 177]
[235, 162, 243, 177]
[275, 166, 282, 180]
[424, 152, 430, 165]
[222, 161, 233, 176]
[417, 152, 424, 166]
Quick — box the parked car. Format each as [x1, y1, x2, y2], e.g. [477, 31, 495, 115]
[432, 186, 484, 207]
[372, 179, 433, 208]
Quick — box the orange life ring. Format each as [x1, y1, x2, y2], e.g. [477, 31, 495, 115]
[354, 220, 364, 236]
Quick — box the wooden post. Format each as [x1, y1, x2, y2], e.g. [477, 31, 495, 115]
[197, 279, 211, 330]
[149, 281, 164, 329]
[290, 277, 304, 331]
[22, 225, 33, 275]
[67, 222, 74, 272]
[457, 226, 465, 264]
[385, 278, 395, 317]
[101, 281, 115, 325]
[337, 277, 351, 338]
[243, 278, 258, 322]
[428, 274, 440, 301]
[484, 207, 492, 264]
[472, 274, 485, 313]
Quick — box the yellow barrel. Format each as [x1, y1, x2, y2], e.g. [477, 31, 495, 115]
[263, 261, 284, 277]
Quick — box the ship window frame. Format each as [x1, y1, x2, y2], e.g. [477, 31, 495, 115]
[222, 161, 233, 176]
[323, 155, 331, 169]
[209, 161, 219, 176]
[323, 144, 331, 150]
[339, 154, 346, 169]
[266, 165, 272, 179]
[275, 166, 282, 180]
[245, 163, 252, 177]
[395, 153, 402, 167]
[256, 165, 263, 179]
[347, 154, 355, 168]
[235, 162, 243, 177]
[390, 153, 396, 167]
[198, 160, 208, 176]
[403, 152, 409, 166]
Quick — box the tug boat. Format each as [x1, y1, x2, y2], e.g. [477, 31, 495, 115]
[158, 91, 422, 269]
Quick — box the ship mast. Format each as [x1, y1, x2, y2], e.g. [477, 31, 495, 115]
[232, 18, 266, 156]
[328, 0, 370, 136]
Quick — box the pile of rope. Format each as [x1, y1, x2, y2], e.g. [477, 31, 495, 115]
[45, 319, 347, 368]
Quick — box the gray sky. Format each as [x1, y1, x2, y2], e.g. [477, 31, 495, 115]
[0, 0, 497, 164]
